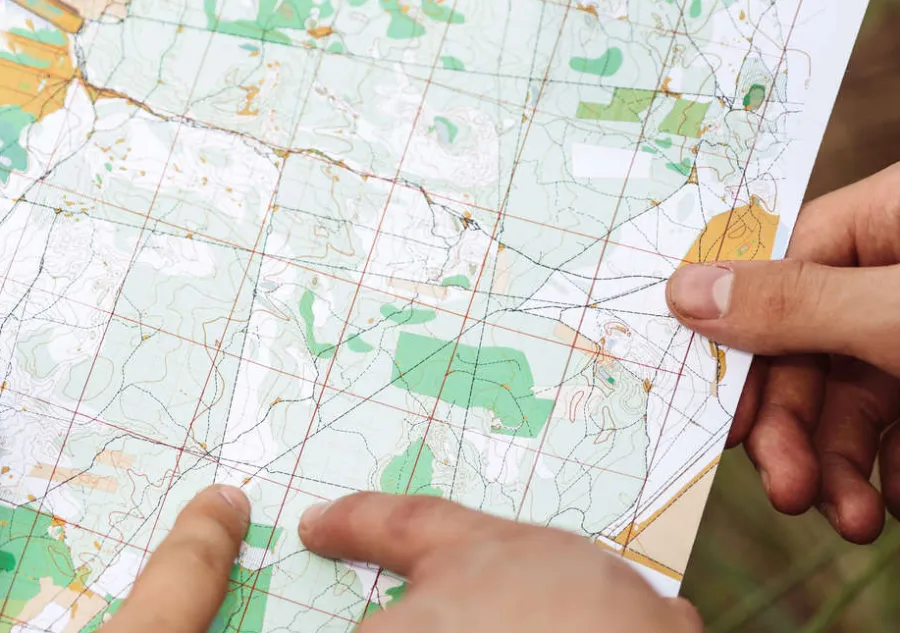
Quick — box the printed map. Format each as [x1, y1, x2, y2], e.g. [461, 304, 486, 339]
[0, 0, 867, 631]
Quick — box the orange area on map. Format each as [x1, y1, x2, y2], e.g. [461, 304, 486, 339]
[16, 577, 107, 633]
[238, 84, 261, 116]
[678, 196, 777, 385]
[0, 27, 75, 121]
[65, 0, 129, 19]
[576, 3, 599, 18]
[9, 0, 84, 33]
[307, 25, 334, 38]
[95, 449, 135, 469]
[29, 463, 118, 492]
[4, 3, 152, 126]
[680, 195, 779, 266]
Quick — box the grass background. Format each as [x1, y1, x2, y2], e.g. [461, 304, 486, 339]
[681, 3, 900, 631]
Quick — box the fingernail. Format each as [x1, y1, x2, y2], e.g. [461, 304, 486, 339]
[668, 264, 733, 319]
[300, 502, 331, 532]
[760, 469, 771, 496]
[820, 503, 842, 533]
[219, 486, 250, 520]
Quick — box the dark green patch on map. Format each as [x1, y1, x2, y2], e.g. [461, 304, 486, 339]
[390, 333, 554, 438]
[204, 0, 335, 44]
[210, 525, 282, 633]
[299, 290, 372, 359]
[440, 275, 470, 289]
[381, 440, 442, 496]
[743, 83, 766, 111]
[360, 582, 409, 624]
[381, 304, 437, 325]
[0, 106, 35, 184]
[667, 158, 694, 177]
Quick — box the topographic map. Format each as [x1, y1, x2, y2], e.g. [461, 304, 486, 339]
[0, 0, 867, 631]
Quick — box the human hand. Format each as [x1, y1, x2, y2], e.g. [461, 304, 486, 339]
[666, 162, 900, 543]
[299, 493, 703, 633]
[98, 485, 250, 633]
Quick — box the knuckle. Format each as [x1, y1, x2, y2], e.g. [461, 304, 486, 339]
[755, 260, 822, 345]
[770, 260, 808, 322]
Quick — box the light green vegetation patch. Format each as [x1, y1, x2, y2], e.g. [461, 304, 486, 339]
[421, 0, 464, 24]
[0, 504, 78, 632]
[390, 333, 554, 438]
[576, 88, 655, 123]
[440, 55, 465, 71]
[381, 439, 442, 496]
[0, 106, 35, 184]
[381, 304, 437, 325]
[667, 158, 694, 177]
[204, 0, 335, 44]
[440, 274, 470, 289]
[360, 582, 408, 622]
[431, 116, 458, 143]
[299, 290, 372, 359]
[210, 525, 282, 633]
[9, 26, 67, 46]
[569, 47, 623, 77]
[689, 0, 703, 18]
[0, 504, 123, 633]
[81, 599, 125, 633]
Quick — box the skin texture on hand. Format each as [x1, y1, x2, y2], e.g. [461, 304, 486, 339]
[91, 488, 700, 633]
[666, 161, 900, 543]
[299, 493, 704, 633]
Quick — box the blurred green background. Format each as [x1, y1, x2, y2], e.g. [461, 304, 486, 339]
[681, 3, 900, 631]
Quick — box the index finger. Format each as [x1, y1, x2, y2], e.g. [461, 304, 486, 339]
[102, 485, 250, 633]
[298, 493, 515, 578]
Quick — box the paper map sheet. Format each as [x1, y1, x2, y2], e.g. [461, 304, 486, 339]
[0, 0, 868, 630]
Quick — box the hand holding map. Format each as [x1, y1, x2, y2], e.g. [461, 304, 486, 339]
[669, 162, 900, 545]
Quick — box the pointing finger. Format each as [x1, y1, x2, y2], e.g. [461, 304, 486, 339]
[103, 485, 250, 633]
[298, 493, 514, 578]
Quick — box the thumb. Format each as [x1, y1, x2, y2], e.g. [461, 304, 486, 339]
[666, 261, 900, 374]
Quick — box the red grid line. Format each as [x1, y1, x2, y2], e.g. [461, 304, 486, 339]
[3, 150, 716, 267]
[0, 0, 240, 620]
[618, 0, 805, 557]
[131, 10, 351, 631]
[0, 0, 808, 626]
[0, 200, 689, 381]
[0, 265, 681, 381]
[2, 368, 646, 504]
[1, 384, 336, 501]
[399, 4, 576, 519]
[234, 5, 466, 626]
[0, 25, 224, 621]
[513, 0, 690, 530]
[0, 271, 659, 482]
[0, 514, 357, 628]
